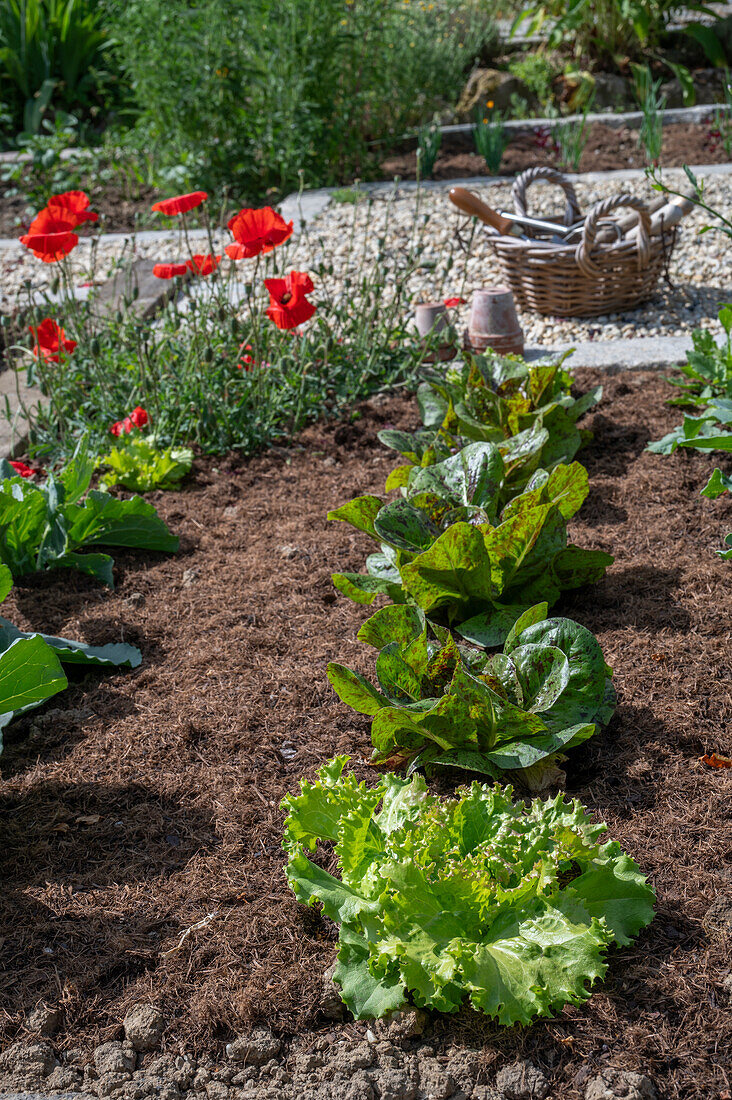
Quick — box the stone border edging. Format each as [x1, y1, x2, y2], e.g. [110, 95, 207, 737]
[278, 162, 732, 232]
[442, 102, 730, 141]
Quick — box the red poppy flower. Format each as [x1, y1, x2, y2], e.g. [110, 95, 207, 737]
[186, 253, 221, 276]
[29, 318, 77, 362]
[110, 406, 149, 435]
[226, 206, 294, 259]
[264, 271, 316, 330]
[237, 343, 270, 371]
[443, 296, 466, 308]
[151, 191, 208, 216]
[129, 406, 149, 429]
[153, 262, 189, 279]
[47, 190, 98, 227]
[9, 460, 35, 479]
[20, 211, 78, 262]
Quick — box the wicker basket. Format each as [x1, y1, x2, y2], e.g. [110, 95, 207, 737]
[487, 166, 676, 318]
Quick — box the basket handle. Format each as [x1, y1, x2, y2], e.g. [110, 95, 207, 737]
[576, 194, 652, 278]
[512, 166, 581, 227]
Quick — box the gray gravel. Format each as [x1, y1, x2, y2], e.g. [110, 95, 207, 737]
[1, 169, 729, 350]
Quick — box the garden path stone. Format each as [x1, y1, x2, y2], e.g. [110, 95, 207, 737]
[702, 894, 732, 938]
[92, 259, 187, 325]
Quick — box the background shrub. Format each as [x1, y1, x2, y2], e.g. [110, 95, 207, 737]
[0, 0, 118, 140]
[107, 0, 496, 196]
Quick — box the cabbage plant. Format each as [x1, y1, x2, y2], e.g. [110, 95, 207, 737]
[0, 441, 178, 587]
[379, 349, 601, 484]
[327, 602, 615, 788]
[282, 757, 655, 1023]
[329, 445, 612, 645]
[0, 562, 142, 749]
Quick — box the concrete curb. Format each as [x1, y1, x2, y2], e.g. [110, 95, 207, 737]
[443, 103, 730, 140]
[278, 162, 732, 231]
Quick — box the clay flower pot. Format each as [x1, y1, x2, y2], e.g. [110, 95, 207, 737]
[413, 302, 456, 362]
[464, 287, 524, 356]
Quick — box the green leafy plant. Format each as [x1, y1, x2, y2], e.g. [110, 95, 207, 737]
[378, 350, 601, 489]
[473, 107, 507, 175]
[109, 0, 496, 196]
[0, 444, 178, 587]
[508, 54, 556, 112]
[700, 467, 732, 560]
[328, 450, 612, 645]
[664, 307, 732, 407]
[549, 100, 592, 172]
[0, 561, 141, 749]
[327, 601, 615, 787]
[510, 0, 720, 66]
[98, 436, 194, 492]
[633, 64, 666, 167]
[282, 757, 655, 1022]
[0, 0, 115, 136]
[646, 399, 732, 455]
[648, 165, 732, 242]
[416, 120, 442, 179]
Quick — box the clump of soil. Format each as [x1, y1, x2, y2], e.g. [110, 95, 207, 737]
[0, 373, 730, 1099]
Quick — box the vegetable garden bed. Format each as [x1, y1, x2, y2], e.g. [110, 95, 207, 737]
[0, 369, 730, 1097]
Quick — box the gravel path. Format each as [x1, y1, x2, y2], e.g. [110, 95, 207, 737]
[2, 169, 730, 346]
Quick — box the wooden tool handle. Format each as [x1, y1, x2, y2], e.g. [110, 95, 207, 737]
[449, 187, 521, 237]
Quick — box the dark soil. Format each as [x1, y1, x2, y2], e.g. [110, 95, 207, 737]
[0, 372, 731, 1099]
[380, 120, 730, 181]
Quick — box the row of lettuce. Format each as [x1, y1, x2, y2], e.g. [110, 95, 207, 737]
[281, 350, 657, 1025]
[0, 441, 177, 752]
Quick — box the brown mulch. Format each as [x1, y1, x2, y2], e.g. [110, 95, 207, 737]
[0, 372, 730, 1098]
[380, 120, 730, 181]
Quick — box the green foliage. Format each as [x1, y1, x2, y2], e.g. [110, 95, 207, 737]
[98, 436, 193, 492]
[329, 451, 612, 643]
[282, 757, 656, 1022]
[327, 603, 615, 787]
[665, 308, 732, 407]
[473, 109, 507, 175]
[18, 191, 450, 465]
[700, 468, 732, 560]
[508, 54, 556, 110]
[549, 100, 592, 172]
[0, 0, 116, 137]
[107, 0, 495, 195]
[417, 120, 442, 180]
[633, 65, 666, 167]
[646, 399, 732, 455]
[511, 0, 720, 65]
[0, 561, 141, 748]
[0, 443, 178, 587]
[378, 349, 601, 486]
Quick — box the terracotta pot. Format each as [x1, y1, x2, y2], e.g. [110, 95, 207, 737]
[464, 286, 524, 357]
[413, 301, 456, 362]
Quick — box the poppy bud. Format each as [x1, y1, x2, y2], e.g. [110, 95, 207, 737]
[91, 338, 100, 357]
[132, 285, 140, 300]
[50, 276, 60, 296]
[218, 306, 227, 322]
[204, 345, 214, 363]
[231, 317, 239, 338]
[115, 310, 123, 324]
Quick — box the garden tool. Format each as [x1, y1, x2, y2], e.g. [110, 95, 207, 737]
[448, 187, 621, 244]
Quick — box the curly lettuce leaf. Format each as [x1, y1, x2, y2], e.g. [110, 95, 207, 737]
[282, 763, 655, 1024]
